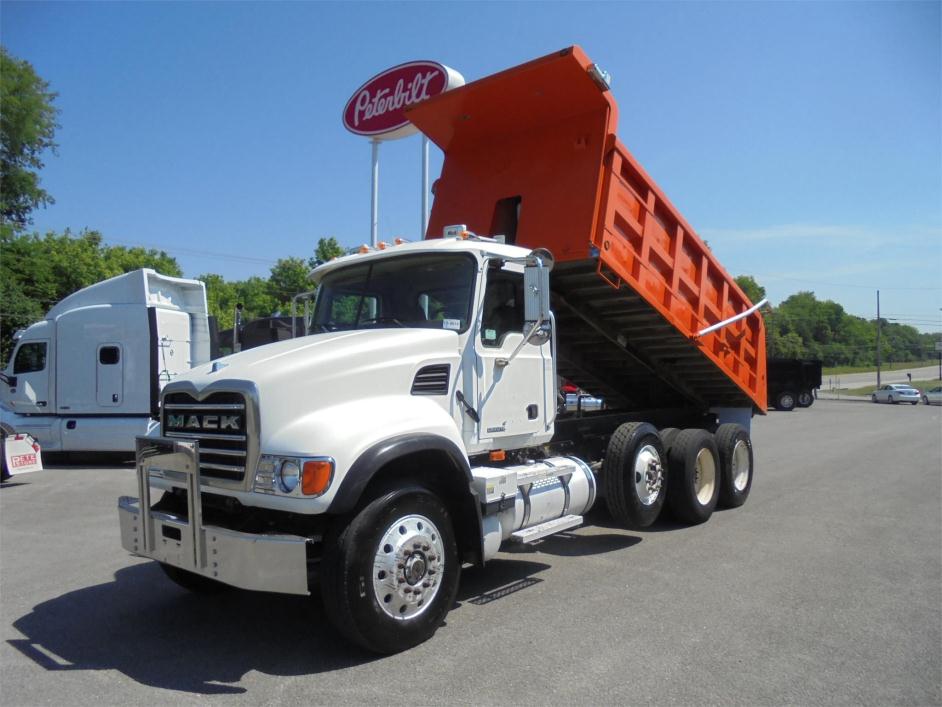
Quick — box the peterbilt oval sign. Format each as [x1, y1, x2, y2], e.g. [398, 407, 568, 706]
[343, 61, 464, 141]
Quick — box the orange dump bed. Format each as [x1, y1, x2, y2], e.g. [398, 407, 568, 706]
[409, 47, 766, 412]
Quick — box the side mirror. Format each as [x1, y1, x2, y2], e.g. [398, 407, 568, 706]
[523, 249, 554, 343]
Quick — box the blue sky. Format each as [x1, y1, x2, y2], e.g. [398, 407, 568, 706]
[3, 1, 940, 332]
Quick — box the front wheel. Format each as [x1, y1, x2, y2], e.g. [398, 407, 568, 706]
[890, 395, 897, 404]
[321, 487, 459, 654]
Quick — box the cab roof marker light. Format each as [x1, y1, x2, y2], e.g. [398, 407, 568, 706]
[358, 244, 371, 254]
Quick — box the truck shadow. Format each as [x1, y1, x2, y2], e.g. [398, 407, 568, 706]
[8, 557, 556, 694]
[8, 562, 372, 694]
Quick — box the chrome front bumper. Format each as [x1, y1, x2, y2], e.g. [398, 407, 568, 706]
[118, 436, 310, 596]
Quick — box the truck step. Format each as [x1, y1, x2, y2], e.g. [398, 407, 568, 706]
[510, 514, 583, 544]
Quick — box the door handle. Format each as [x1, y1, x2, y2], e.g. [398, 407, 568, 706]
[37, 401, 47, 407]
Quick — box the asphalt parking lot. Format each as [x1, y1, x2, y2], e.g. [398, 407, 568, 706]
[2, 399, 940, 706]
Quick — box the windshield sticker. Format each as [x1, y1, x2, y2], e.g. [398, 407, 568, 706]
[484, 328, 497, 341]
[443, 318, 461, 330]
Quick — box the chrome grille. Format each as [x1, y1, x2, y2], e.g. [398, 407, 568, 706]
[162, 392, 248, 481]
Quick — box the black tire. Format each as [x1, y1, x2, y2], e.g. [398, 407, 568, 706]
[890, 395, 897, 404]
[658, 427, 681, 453]
[666, 429, 720, 525]
[159, 563, 232, 594]
[321, 487, 459, 654]
[775, 390, 796, 411]
[911, 401, 918, 405]
[797, 390, 814, 408]
[0, 431, 10, 483]
[871, 394, 877, 403]
[603, 422, 668, 529]
[924, 396, 930, 405]
[715, 424, 754, 508]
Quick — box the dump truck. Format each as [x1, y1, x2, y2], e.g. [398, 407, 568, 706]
[767, 358, 822, 410]
[118, 46, 767, 654]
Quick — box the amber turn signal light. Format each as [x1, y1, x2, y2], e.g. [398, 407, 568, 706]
[302, 460, 333, 496]
[489, 449, 506, 462]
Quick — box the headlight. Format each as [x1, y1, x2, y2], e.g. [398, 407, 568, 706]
[276, 460, 301, 493]
[255, 454, 335, 497]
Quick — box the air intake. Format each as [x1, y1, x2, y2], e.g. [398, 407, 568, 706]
[411, 364, 451, 396]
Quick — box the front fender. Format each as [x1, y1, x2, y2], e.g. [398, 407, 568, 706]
[260, 394, 467, 511]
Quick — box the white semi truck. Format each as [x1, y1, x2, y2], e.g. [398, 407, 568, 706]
[117, 47, 768, 654]
[0, 268, 210, 453]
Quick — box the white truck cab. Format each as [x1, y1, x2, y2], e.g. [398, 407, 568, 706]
[120, 235, 605, 653]
[1, 269, 210, 452]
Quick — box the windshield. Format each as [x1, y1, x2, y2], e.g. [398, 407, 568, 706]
[312, 253, 477, 333]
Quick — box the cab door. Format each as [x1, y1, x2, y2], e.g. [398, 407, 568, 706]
[474, 263, 553, 446]
[6, 340, 51, 413]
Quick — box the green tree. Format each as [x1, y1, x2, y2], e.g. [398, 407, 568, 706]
[310, 236, 345, 268]
[734, 275, 766, 305]
[0, 48, 59, 228]
[268, 257, 312, 304]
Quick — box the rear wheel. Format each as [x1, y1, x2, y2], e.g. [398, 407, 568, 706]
[667, 429, 720, 524]
[775, 391, 796, 411]
[321, 487, 459, 654]
[714, 424, 753, 508]
[603, 422, 668, 529]
[797, 390, 814, 408]
[890, 395, 897, 404]
[658, 427, 681, 453]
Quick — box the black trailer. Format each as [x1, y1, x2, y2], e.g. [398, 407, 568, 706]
[767, 358, 823, 411]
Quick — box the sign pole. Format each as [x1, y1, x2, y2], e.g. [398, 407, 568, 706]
[370, 139, 380, 247]
[421, 135, 430, 239]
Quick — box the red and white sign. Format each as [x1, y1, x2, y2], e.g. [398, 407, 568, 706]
[3, 433, 42, 475]
[343, 61, 464, 141]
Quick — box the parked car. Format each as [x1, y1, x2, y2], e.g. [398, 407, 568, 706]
[871, 384, 921, 405]
[923, 386, 942, 406]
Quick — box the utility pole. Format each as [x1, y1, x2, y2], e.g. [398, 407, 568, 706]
[876, 290, 881, 388]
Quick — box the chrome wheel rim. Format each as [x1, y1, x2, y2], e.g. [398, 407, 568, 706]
[634, 444, 664, 506]
[372, 514, 444, 621]
[731, 439, 750, 492]
[694, 448, 717, 505]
